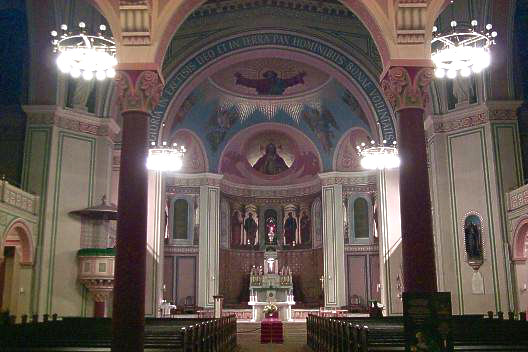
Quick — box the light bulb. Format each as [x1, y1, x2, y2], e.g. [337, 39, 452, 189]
[106, 68, 116, 78]
[471, 20, 478, 26]
[70, 68, 81, 78]
[79, 22, 86, 28]
[99, 24, 106, 31]
[434, 68, 446, 78]
[450, 20, 457, 27]
[82, 70, 94, 80]
[51, 30, 58, 37]
[95, 70, 106, 81]
[432, 26, 438, 33]
[60, 24, 67, 31]
[460, 67, 471, 77]
[447, 69, 457, 79]
[486, 24, 492, 30]
[491, 31, 497, 38]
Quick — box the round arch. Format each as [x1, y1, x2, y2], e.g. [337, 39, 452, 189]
[153, 31, 397, 146]
[0, 219, 35, 266]
[512, 218, 528, 262]
[151, 0, 394, 68]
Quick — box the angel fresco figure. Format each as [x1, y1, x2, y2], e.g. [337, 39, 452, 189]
[302, 107, 338, 152]
[253, 143, 289, 175]
[234, 70, 306, 95]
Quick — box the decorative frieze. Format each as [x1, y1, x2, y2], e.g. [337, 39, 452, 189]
[319, 171, 376, 187]
[430, 101, 522, 134]
[164, 245, 199, 254]
[344, 244, 379, 253]
[24, 106, 120, 141]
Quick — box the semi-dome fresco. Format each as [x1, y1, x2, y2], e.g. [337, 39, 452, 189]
[168, 58, 374, 181]
[219, 123, 321, 186]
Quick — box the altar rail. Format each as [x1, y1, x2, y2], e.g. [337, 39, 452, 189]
[306, 313, 528, 351]
[0, 315, 237, 352]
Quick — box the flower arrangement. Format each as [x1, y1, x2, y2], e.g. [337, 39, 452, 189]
[263, 303, 278, 315]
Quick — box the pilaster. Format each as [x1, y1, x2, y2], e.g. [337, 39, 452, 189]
[319, 172, 346, 308]
[196, 174, 223, 308]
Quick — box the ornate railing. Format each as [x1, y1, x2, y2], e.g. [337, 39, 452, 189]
[0, 179, 39, 215]
[508, 183, 528, 212]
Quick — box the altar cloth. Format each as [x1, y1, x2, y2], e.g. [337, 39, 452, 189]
[260, 317, 284, 343]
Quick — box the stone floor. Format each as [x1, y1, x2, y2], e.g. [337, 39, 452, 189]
[236, 322, 311, 352]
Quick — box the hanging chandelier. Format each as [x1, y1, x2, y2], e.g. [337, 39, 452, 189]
[356, 140, 400, 170]
[146, 142, 186, 172]
[51, 22, 117, 81]
[431, 1, 497, 79]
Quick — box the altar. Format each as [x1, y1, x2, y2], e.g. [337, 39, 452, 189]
[248, 248, 295, 322]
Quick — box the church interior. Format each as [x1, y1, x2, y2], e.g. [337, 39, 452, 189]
[1, 0, 528, 351]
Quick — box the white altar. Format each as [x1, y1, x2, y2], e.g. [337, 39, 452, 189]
[248, 249, 295, 321]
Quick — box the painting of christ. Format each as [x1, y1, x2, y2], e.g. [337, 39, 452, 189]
[253, 143, 289, 175]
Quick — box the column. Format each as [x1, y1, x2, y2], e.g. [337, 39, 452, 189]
[319, 173, 346, 308]
[381, 66, 437, 293]
[197, 175, 222, 308]
[112, 70, 163, 352]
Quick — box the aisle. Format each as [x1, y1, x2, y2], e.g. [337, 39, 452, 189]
[236, 322, 310, 352]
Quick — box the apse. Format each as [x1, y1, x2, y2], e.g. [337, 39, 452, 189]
[167, 57, 374, 176]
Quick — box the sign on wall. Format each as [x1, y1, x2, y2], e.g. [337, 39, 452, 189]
[403, 292, 453, 352]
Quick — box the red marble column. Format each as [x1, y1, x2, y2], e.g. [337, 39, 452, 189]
[381, 66, 437, 293]
[112, 70, 163, 352]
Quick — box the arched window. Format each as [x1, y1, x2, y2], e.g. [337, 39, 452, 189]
[353, 198, 369, 239]
[347, 195, 372, 244]
[173, 199, 189, 240]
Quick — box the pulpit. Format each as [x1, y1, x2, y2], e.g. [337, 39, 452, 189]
[248, 248, 295, 321]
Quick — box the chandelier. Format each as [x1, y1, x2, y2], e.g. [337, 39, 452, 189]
[431, 2, 497, 79]
[146, 142, 186, 172]
[356, 140, 400, 170]
[51, 22, 117, 81]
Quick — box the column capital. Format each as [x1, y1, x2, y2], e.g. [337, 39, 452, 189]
[381, 66, 433, 112]
[115, 70, 163, 113]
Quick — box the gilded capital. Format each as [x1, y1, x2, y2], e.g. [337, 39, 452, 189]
[381, 66, 433, 112]
[115, 70, 163, 113]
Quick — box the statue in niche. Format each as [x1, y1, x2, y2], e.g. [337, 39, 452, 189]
[464, 215, 484, 263]
[253, 143, 289, 175]
[300, 210, 311, 245]
[284, 212, 298, 245]
[231, 210, 243, 248]
[264, 209, 278, 245]
[244, 212, 258, 246]
[234, 70, 306, 95]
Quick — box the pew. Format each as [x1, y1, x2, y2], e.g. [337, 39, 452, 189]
[307, 313, 528, 352]
[0, 314, 237, 352]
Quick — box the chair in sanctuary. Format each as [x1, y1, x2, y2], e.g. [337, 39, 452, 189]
[183, 296, 197, 314]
